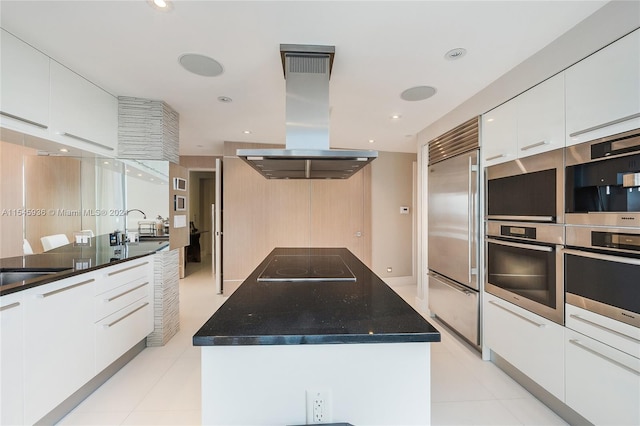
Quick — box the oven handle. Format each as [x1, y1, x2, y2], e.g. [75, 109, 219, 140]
[569, 339, 640, 376]
[487, 238, 553, 252]
[563, 248, 640, 266]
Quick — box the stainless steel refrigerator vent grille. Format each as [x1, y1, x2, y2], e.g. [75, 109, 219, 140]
[428, 116, 479, 165]
[288, 55, 327, 74]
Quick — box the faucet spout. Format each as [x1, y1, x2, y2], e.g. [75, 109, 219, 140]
[126, 209, 147, 219]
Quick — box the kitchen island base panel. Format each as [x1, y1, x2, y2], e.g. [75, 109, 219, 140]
[201, 342, 431, 425]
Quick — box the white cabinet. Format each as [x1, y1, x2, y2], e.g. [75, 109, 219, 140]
[565, 304, 640, 425]
[0, 29, 50, 136]
[0, 292, 24, 426]
[516, 73, 565, 157]
[481, 100, 517, 166]
[483, 293, 565, 401]
[565, 328, 640, 425]
[50, 60, 118, 155]
[94, 259, 154, 372]
[482, 73, 565, 166]
[22, 273, 96, 425]
[565, 29, 640, 146]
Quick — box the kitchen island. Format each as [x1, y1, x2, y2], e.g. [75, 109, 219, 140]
[193, 247, 440, 425]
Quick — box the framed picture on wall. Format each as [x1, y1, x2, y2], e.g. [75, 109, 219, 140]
[174, 195, 186, 211]
[173, 177, 187, 191]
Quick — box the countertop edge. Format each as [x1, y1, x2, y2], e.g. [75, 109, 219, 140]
[193, 332, 441, 346]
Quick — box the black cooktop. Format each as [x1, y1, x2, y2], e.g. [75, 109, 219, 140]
[257, 254, 356, 282]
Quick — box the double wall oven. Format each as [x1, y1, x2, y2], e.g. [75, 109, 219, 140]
[564, 128, 640, 328]
[485, 128, 640, 327]
[485, 148, 565, 324]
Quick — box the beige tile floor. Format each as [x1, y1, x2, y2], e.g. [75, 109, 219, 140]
[58, 258, 567, 425]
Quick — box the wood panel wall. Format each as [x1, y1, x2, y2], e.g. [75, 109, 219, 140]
[169, 162, 189, 250]
[222, 142, 372, 287]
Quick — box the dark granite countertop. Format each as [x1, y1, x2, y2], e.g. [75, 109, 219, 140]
[193, 247, 440, 346]
[0, 235, 169, 296]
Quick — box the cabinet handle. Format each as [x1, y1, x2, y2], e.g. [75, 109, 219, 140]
[104, 282, 149, 302]
[0, 302, 20, 312]
[486, 153, 507, 161]
[569, 112, 640, 138]
[103, 302, 149, 328]
[569, 339, 640, 376]
[37, 278, 94, 298]
[0, 111, 48, 129]
[107, 261, 149, 277]
[569, 314, 640, 344]
[489, 300, 546, 328]
[520, 140, 549, 151]
[60, 132, 114, 151]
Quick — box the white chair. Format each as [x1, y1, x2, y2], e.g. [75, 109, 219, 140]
[40, 234, 70, 251]
[23, 239, 34, 255]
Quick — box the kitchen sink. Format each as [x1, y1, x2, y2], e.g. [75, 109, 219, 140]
[0, 268, 72, 287]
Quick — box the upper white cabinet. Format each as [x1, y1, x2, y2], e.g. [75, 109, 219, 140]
[482, 73, 564, 167]
[481, 99, 517, 166]
[565, 29, 640, 146]
[516, 74, 565, 157]
[50, 61, 118, 155]
[0, 29, 50, 135]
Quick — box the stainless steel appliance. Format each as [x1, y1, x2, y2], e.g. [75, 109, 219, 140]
[565, 225, 640, 328]
[486, 148, 564, 223]
[565, 128, 640, 227]
[486, 221, 565, 324]
[428, 117, 480, 346]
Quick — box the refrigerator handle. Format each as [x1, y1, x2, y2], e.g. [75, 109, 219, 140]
[468, 156, 478, 283]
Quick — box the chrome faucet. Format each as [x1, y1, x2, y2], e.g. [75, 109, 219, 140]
[126, 209, 147, 219]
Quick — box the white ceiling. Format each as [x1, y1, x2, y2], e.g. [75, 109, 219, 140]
[0, 1, 608, 156]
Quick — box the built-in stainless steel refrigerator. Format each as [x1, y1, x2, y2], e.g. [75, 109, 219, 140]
[427, 117, 480, 347]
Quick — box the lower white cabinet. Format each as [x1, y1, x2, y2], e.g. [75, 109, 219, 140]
[483, 293, 565, 401]
[22, 273, 96, 425]
[565, 328, 640, 425]
[565, 304, 640, 425]
[0, 292, 24, 426]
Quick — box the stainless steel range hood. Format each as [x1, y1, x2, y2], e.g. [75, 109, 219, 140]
[237, 44, 377, 179]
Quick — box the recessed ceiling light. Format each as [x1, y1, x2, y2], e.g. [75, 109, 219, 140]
[59, 148, 69, 153]
[179, 53, 223, 77]
[103, 161, 109, 165]
[445, 48, 467, 61]
[391, 114, 402, 120]
[400, 86, 437, 101]
[218, 96, 232, 103]
[369, 139, 375, 144]
[148, 0, 172, 11]
[137, 173, 143, 177]
[243, 130, 252, 134]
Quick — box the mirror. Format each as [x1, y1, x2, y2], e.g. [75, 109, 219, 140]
[0, 128, 169, 258]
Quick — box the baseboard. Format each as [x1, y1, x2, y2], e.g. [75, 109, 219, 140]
[383, 275, 416, 287]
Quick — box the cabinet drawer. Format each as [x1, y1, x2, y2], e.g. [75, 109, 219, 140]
[566, 304, 640, 359]
[95, 298, 153, 372]
[95, 259, 152, 295]
[95, 278, 151, 322]
[565, 328, 640, 425]
[484, 293, 565, 400]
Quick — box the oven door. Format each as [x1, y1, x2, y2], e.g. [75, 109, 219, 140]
[486, 238, 564, 324]
[486, 148, 564, 222]
[565, 249, 640, 328]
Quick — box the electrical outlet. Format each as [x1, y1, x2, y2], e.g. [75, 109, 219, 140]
[306, 389, 332, 424]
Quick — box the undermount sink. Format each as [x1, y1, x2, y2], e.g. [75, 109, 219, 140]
[0, 268, 72, 287]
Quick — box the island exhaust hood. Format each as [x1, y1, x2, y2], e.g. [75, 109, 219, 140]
[237, 44, 377, 179]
